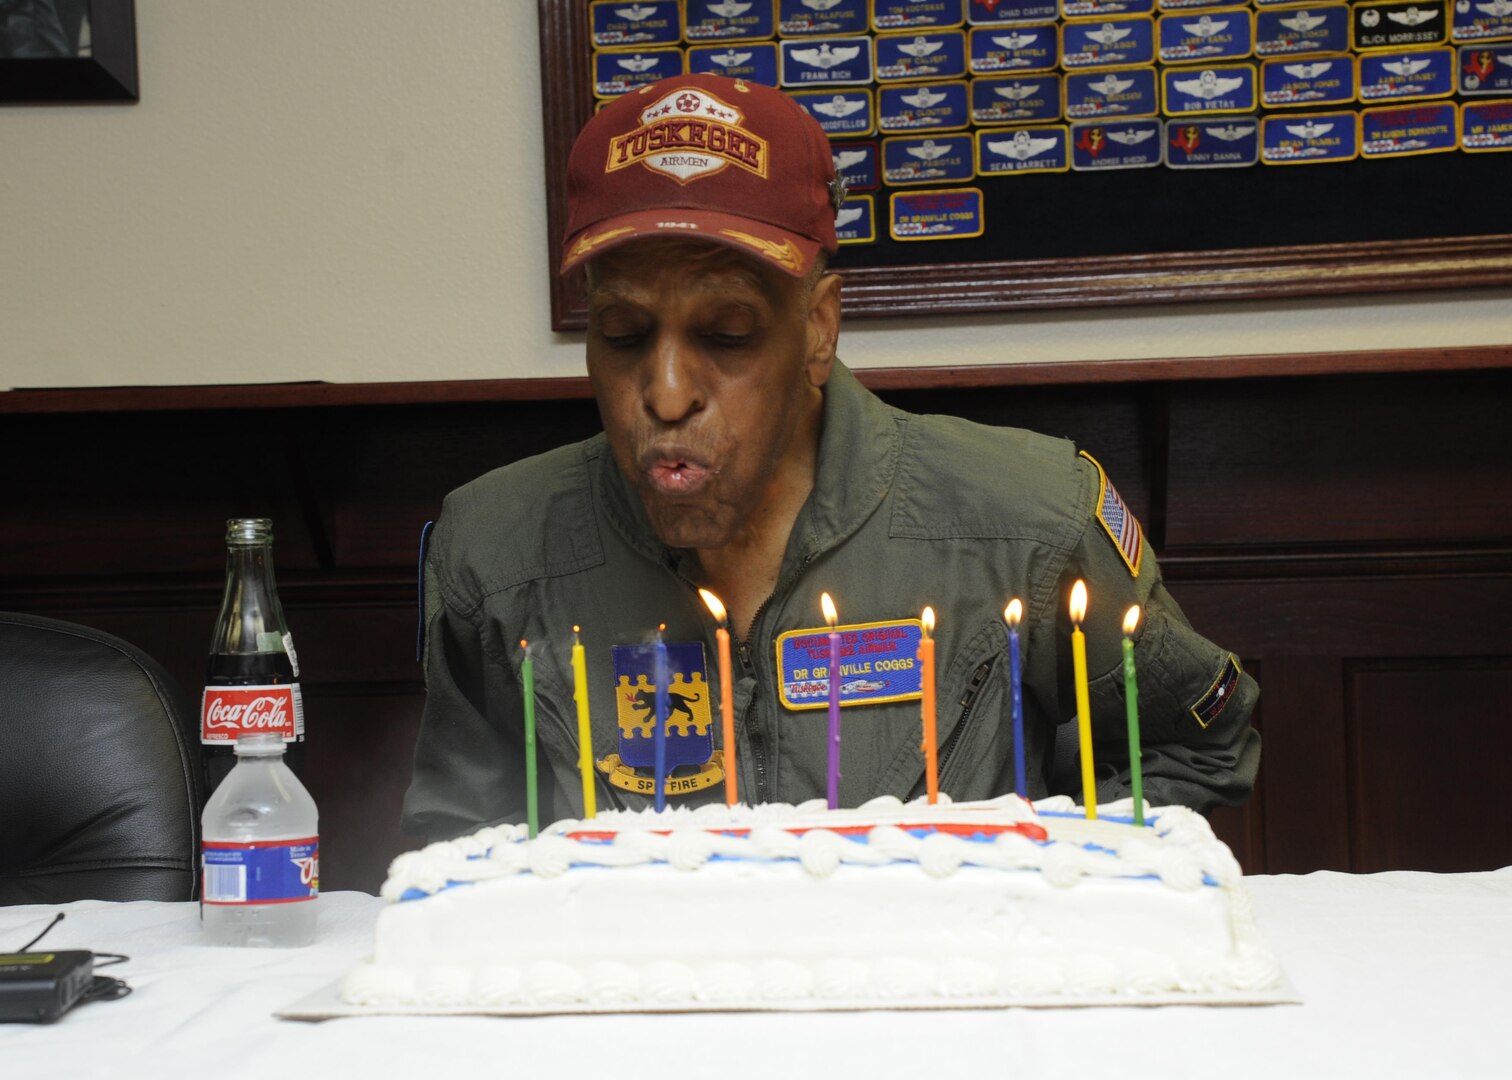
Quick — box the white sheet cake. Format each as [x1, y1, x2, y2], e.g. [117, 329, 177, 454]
[340, 794, 1284, 1012]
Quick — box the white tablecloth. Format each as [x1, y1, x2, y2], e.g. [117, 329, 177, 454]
[3, 869, 1510, 1080]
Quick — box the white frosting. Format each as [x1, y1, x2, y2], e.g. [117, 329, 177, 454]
[344, 794, 1281, 1010]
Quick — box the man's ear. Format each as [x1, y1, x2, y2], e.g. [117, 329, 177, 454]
[804, 272, 842, 388]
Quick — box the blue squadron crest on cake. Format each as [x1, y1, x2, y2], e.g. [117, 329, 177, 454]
[599, 642, 724, 795]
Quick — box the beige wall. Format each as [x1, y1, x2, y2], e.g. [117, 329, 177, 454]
[1, 0, 1508, 391]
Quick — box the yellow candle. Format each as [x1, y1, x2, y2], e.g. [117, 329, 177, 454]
[698, 589, 738, 807]
[571, 625, 596, 820]
[920, 606, 938, 805]
[1070, 580, 1097, 820]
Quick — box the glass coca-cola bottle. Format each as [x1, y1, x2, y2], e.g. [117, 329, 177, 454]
[201, 518, 305, 796]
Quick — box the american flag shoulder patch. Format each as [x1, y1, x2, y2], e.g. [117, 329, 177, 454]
[1191, 654, 1243, 730]
[1079, 451, 1143, 578]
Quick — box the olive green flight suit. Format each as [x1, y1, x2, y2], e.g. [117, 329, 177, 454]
[402, 362, 1259, 842]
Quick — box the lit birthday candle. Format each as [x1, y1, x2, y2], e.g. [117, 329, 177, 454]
[698, 588, 738, 807]
[822, 591, 841, 809]
[1004, 599, 1026, 800]
[920, 606, 938, 804]
[654, 624, 669, 813]
[1123, 605, 1145, 827]
[1069, 581, 1097, 820]
[570, 625, 596, 820]
[519, 639, 539, 839]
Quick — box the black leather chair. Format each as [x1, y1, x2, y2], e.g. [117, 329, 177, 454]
[0, 612, 202, 904]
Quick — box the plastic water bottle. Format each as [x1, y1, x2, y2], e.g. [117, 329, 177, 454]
[201, 732, 318, 947]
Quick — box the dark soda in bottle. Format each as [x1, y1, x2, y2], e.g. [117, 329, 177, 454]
[201, 518, 305, 795]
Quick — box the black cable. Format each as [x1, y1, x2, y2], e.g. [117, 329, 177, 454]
[16, 912, 64, 952]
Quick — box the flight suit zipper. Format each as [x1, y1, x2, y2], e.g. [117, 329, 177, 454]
[937, 656, 996, 781]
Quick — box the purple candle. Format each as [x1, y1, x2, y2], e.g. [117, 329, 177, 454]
[822, 592, 841, 809]
[1004, 600, 1026, 800]
[654, 623, 668, 812]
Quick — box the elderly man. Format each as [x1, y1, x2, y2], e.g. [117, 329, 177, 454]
[402, 74, 1258, 842]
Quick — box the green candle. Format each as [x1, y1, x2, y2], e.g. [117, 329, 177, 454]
[1122, 607, 1145, 827]
[520, 639, 539, 839]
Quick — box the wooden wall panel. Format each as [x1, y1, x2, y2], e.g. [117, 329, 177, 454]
[4, 360, 1510, 887]
[1349, 662, 1512, 873]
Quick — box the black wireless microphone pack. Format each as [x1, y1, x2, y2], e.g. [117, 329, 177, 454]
[0, 950, 97, 1023]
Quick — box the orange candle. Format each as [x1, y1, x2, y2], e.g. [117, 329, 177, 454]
[919, 606, 938, 804]
[1070, 580, 1096, 820]
[698, 589, 738, 807]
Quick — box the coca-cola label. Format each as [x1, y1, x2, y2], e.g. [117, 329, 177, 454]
[200, 683, 304, 744]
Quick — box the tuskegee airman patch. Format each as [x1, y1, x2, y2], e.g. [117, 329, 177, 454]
[1191, 654, 1243, 728]
[1080, 451, 1144, 578]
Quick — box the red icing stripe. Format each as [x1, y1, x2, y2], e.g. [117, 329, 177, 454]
[564, 820, 1048, 843]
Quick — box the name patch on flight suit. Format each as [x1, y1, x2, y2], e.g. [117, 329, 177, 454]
[597, 641, 724, 795]
[776, 619, 924, 710]
[1192, 653, 1243, 728]
[1080, 451, 1145, 577]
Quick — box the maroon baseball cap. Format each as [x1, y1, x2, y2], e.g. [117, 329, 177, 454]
[560, 74, 840, 278]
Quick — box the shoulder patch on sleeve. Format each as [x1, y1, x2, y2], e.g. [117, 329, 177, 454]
[1191, 654, 1242, 730]
[1078, 451, 1143, 578]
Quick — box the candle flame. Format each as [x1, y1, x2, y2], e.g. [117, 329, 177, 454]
[1123, 605, 1140, 636]
[573, 624, 580, 634]
[1069, 580, 1087, 626]
[698, 588, 728, 626]
[657, 623, 666, 635]
[922, 606, 935, 636]
[1005, 598, 1022, 628]
[821, 592, 837, 627]
[519, 639, 529, 654]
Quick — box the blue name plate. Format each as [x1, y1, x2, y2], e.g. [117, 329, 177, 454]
[775, 620, 924, 709]
[1462, 98, 1512, 149]
[1353, 2, 1450, 50]
[781, 37, 875, 85]
[1158, 8, 1254, 64]
[974, 124, 1071, 171]
[1454, 0, 1512, 44]
[970, 0, 1063, 22]
[969, 24, 1059, 71]
[1359, 46, 1456, 101]
[835, 194, 879, 243]
[1070, 117, 1164, 168]
[778, 0, 868, 37]
[890, 187, 988, 238]
[1063, 16, 1157, 68]
[684, 0, 777, 41]
[882, 133, 977, 182]
[875, 30, 970, 79]
[1063, 0, 1156, 17]
[879, 80, 971, 130]
[831, 140, 880, 188]
[971, 73, 1063, 123]
[1065, 65, 1159, 117]
[1158, 0, 1220, 8]
[1459, 43, 1512, 92]
[1261, 110, 1360, 162]
[1255, 4, 1350, 57]
[688, 43, 781, 85]
[873, 0, 967, 30]
[590, 1, 682, 48]
[593, 48, 685, 97]
[1166, 116, 1260, 166]
[791, 87, 876, 134]
[1361, 101, 1459, 155]
[1163, 62, 1258, 113]
[1261, 55, 1357, 106]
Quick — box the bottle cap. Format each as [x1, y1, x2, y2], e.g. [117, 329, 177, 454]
[234, 731, 287, 757]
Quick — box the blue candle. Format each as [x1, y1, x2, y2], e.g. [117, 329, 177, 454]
[654, 624, 669, 812]
[1004, 600, 1026, 799]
